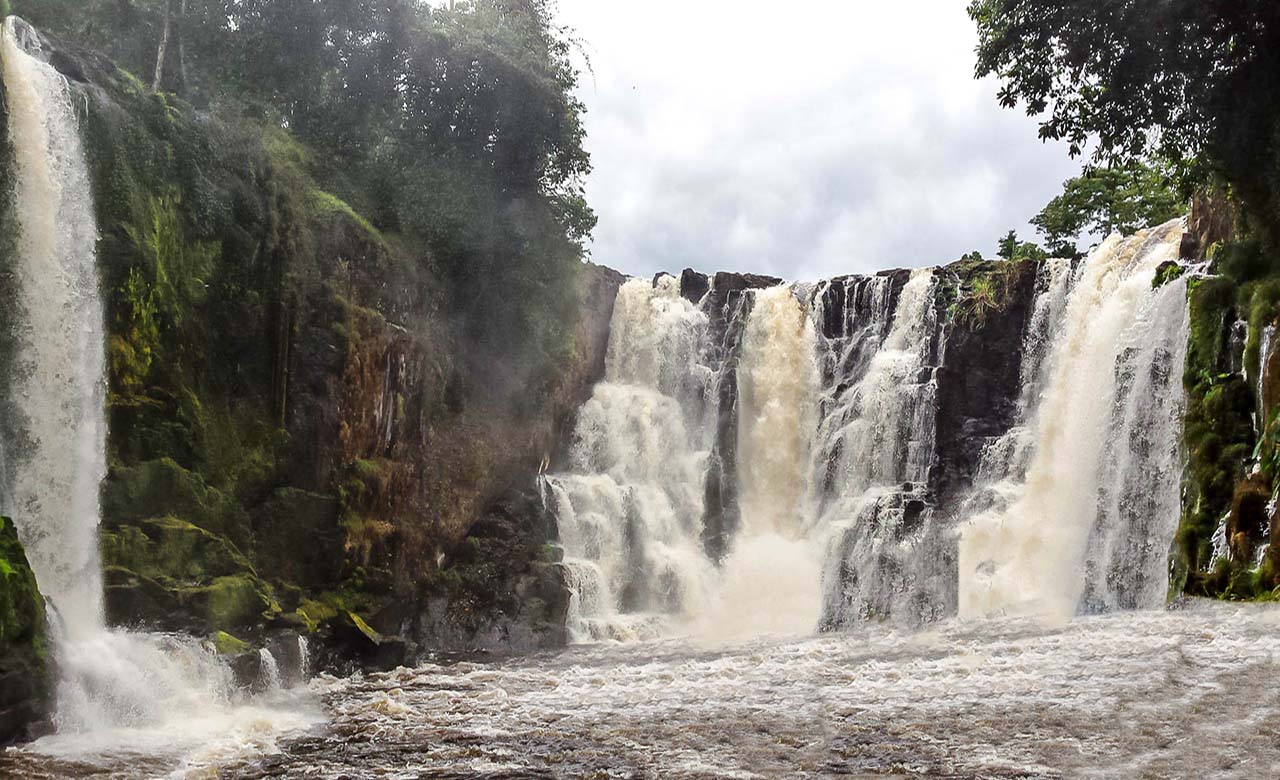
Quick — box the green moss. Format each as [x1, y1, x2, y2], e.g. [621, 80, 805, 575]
[211, 630, 250, 655]
[101, 515, 255, 585]
[102, 459, 251, 550]
[199, 574, 274, 632]
[0, 517, 47, 649]
[1153, 261, 1186, 288]
[308, 189, 386, 246]
[1179, 276, 1258, 594]
[294, 599, 339, 633]
[0, 516, 51, 725]
[348, 611, 382, 643]
[945, 259, 1027, 329]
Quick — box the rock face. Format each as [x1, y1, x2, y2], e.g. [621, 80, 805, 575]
[0, 517, 50, 745]
[930, 258, 1039, 505]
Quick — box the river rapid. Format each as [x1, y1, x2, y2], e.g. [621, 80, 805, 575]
[3, 600, 1275, 779]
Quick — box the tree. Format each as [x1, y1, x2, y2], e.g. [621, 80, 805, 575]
[997, 230, 1047, 262]
[969, 0, 1280, 245]
[1031, 162, 1186, 256]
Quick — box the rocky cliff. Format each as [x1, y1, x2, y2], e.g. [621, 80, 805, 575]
[0, 28, 622, 671]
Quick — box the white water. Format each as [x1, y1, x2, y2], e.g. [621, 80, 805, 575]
[0, 16, 318, 766]
[551, 221, 1194, 642]
[1, 14, 106, 638]
[546, 277, 716, 640]
[959, 222, 1191, 620]
[702, 285, 822, 639]
[201, 602, 1280, 780]
[814, 269, 943, 625]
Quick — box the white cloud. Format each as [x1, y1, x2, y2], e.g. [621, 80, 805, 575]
[554, 0, 1084, 279]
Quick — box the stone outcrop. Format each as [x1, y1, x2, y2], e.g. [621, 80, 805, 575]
[930, 258, 1039, 505]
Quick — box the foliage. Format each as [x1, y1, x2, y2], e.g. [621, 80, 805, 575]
[996, 230, 1047, 262]
[16, 0, 594, 381]
[968, 0, 1280, 247]
[1031, 163, 1187, 256]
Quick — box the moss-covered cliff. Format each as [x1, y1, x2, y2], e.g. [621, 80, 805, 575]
[1175, 195, 1280, 600]
[3, 28, 619, 665]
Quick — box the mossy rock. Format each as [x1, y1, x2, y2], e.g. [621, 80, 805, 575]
[182, 574, 277, 634]
[102, 459, 251, 550]
[101, 515, 256, 585]
[105, 567, 276, 635]
[0, 516, 51, 744]
[211, 630, 250, 656]
[103, 565, 191, 631]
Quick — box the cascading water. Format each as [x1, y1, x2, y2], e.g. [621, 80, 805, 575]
[698, 285, 822, 639]
[550, 219, 1196, 643]
[813, 269, 945, 626]
[0, 17, 316, 757]
[545, 277, 716, 640]
[958, 221, 1191, 620]
[0, 14, 107, 640]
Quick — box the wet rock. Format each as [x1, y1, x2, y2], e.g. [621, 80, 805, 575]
[0, 517, 50, 744]
[407, 487, 570, 654]
[1227, 473, 1271, 562]
[102, 459, 251, 552]
[1184, 187, 1240, 261]
[931, 259, 1039, 504]
[252, 488, 343, 589]
[679, 268, 710, 304]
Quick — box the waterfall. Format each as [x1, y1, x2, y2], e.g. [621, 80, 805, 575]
[814, 269, 955, 626]
[546, 277, 716, 640]
[1, 15, 107, 638]
[958, 222, 1190, 620]
[0, 18, 308, 745]
[700, 285, 822, 639]
[551, 218, 1194, 642]
[736, 286, 819, 539]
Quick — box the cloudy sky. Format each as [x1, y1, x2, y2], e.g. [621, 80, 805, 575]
[553, 0, 1084, 281]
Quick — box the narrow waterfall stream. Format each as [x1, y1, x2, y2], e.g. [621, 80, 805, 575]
[0, 17, 316, 770]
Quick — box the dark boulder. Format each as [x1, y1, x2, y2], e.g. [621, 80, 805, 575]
[0, 517, 50, 744]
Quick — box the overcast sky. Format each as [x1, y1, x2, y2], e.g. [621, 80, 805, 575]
[553, 0, 1084, 281]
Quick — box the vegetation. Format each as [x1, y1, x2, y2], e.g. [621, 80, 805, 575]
[996, 230, 1046, 262]
[0, 516, 50, 743]
[1032, 163, 1186, 256]
[14, 0, 595, 383]
[969, 0, 1280, 253]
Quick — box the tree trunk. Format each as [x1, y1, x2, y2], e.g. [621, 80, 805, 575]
[152, 0, 172, 92]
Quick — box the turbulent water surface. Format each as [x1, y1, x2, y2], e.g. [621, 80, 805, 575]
[5, 602, 1276, 779]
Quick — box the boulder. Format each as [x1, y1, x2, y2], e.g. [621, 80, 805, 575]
[0, 517, 50, 744]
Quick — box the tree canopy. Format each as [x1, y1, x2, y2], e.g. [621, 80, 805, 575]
[969, 0, 1280, 246]
[1032, 162, 1185, 256]
[16, 0, 595, 379]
